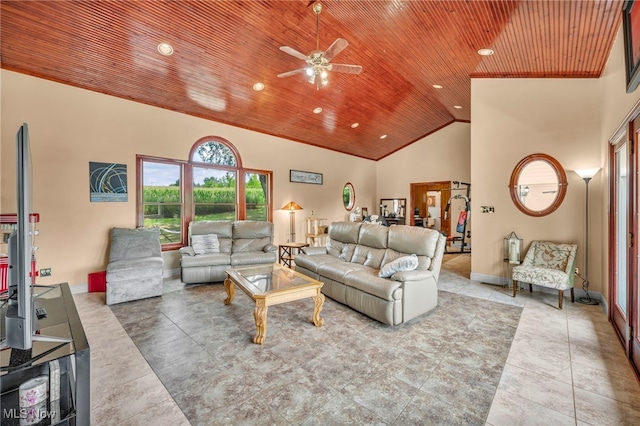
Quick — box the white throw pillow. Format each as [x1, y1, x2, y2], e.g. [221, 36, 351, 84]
[191, 234, 220, 255]
[378, 254, 419, 278]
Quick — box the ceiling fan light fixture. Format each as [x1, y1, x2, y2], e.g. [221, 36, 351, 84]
[306, 67, 314, 77]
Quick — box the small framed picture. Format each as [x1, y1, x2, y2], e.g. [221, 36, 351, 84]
[623, 0, 640, 93]
[290, 170, 323, 185]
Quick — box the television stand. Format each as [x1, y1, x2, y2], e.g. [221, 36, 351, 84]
[1, 283, 90, 425]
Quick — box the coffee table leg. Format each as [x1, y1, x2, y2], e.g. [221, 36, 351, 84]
[312, 292, 325, 327]
[253, 301, 268, 345]
[224, 278, 235, 305]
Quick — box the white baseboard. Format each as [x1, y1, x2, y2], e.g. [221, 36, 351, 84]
[469, 272, 607, 313]
[70, 283, 88, 294]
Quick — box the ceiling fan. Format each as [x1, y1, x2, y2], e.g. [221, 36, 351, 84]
[277, 2, 362, 88]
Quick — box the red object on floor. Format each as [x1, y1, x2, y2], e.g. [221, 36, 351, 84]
[0, 257, 8, 293]
[88, 271, 107, 292]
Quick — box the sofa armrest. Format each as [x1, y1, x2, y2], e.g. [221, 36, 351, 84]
[391, 269, 434, 282]
[263, 244, 277, 253]
[302, 246, 328, 256]
[179, 246, 196, 257]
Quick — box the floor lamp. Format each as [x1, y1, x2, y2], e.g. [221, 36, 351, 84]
[575, 168, 601, 305]
[282, 201, 303, 242]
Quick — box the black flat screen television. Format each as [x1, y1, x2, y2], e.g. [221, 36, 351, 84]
[3, 123, 34, 350]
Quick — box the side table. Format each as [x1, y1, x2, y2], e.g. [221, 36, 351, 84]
[278, 242, 309, 268]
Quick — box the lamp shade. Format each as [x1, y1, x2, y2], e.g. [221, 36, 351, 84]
[282, 201, 303, 211]
[575, 168, 601, 180]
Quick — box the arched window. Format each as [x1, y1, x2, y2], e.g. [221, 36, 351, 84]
[137, 137, 272, 249]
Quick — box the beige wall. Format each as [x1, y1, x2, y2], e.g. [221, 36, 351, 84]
[376, 122, 471, 226]
[0, 70, 378, 285]
[377, 122, 471, 197]
[471, 76, 602, 288]
[470, 26, 640, 299]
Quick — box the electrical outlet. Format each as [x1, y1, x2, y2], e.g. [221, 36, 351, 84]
[40, 268, 52, 277]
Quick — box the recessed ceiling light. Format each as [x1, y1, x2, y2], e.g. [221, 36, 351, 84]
[313, 107, 323, 114]
[380, 134, 387, 139]
[453, 105, 463, 109]
[351, 123, 359, 128]
[432, 84, 443, 89]
[252, 82, 265, 91]
[477, 48, 494, 56]
[157, 42, 174, 56]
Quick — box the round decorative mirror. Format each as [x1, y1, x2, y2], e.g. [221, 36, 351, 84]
[343, 182, 355, 211]
[509, 153, 568, 217]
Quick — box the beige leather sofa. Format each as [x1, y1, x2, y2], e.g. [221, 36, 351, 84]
[294, 222, 446, 325]
[179, 220, 277, 284]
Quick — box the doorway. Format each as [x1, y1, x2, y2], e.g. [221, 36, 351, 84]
[411, 180, 472, 253]
[410, 181, 451, 234]
[609, 109, 640, 378]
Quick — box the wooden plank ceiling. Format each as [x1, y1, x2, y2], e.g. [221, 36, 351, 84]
[0, 0, 623, 161]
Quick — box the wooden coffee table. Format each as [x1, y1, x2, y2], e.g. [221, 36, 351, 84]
[223, 263, 324, 344]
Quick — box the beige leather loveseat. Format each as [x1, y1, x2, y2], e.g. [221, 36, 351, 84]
[179, 220, 277, 284]
[294, 222, 446, 325]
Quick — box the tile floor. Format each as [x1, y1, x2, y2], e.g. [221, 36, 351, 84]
[73, 254, 640, 425]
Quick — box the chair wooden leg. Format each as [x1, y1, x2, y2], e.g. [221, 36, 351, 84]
[529, 283, 533, 293]
[513, 280, 517, 297]
[570, 288, 574, 303]
[558, 290, 563, 309]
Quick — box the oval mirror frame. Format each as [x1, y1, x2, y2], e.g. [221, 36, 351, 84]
[343, 182, 355, 211]
[509, 153, 568, 217]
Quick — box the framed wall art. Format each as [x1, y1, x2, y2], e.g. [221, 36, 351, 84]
[290, 169, 323, 185]
[89, 161, 128, 202]
[623, 0, 640, 93]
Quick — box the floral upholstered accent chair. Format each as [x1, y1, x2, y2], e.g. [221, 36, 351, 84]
[512, 240, 578, 309]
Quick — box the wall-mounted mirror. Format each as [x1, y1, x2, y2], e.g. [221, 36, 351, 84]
[343, 182, 355, 211]
[509, 153, 568, 217]
[379, 198, 407, 225]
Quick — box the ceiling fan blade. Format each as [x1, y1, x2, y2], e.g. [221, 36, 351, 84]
[329, 63, 363, 75]
[279, 46, 309, 61]
[277, 68, 308, 78]
[323, 38, 348, 62]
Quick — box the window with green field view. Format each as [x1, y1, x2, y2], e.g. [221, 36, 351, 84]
[193, 167, 237, 222]
[142, 161, 183, 244]
[245, 172, 269, 221]
[137, 137, 272, 248]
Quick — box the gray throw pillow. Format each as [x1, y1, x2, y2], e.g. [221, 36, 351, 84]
[378, 254, 419, 278]
[191, 234, 220, 255]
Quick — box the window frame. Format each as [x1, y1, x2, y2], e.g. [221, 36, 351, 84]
[137, 137, 273, 250]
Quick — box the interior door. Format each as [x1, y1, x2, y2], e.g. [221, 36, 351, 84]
[610, 115, 640, 377]
[632, 116, 640, 373]
[611, 135, 630, 356]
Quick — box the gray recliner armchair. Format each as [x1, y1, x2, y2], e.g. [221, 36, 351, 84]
[106, 227, 164, 305]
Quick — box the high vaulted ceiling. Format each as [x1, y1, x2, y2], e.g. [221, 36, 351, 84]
[0, 0, 623, 160]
